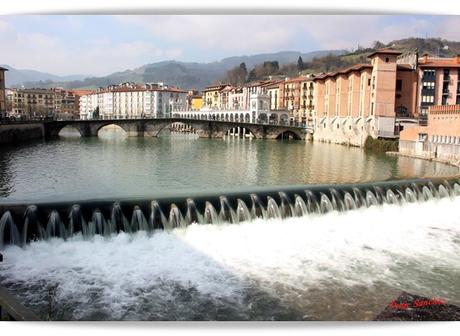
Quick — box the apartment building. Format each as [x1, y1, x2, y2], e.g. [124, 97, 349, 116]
[0, 67, 7, 119]
[417, 55, 460, 115]
[266, 81, 282, 111]
[280, 77, 303, 123]
[79, 82, 188, 120]
[202, 84, 229, 109]
[6, 87, 87, 120]
[300, 77, 315, 126]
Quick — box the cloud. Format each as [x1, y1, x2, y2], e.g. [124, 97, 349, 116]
[0, 17, 183, 76]
[298, 16, 437, 49]
[117, 15, 299, 53]
[435, 16, 460, 41]
[117, 15, 456, 53]
[1, 15, 459, 76]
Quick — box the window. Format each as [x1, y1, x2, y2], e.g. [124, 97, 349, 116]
[396, 80, 402, 91]
[385, 57, 389, 63]
[422, 82, 435, 90]
[444, 69, 450, 80]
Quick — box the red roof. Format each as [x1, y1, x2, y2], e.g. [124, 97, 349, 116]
[367, 48, 402, 58]
[418, 57, 460, 68]
[314, 64, 372, 81]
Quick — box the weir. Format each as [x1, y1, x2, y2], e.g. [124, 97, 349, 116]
[0, 177, 459, 249]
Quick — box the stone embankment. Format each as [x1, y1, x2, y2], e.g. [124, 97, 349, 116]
[0, 123, 45, 144]
[387, 151, 460, 168]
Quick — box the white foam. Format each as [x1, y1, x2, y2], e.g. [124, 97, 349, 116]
[1, 197, 460, 319]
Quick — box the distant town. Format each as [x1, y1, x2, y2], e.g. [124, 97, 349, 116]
[1, 49, 460, 165]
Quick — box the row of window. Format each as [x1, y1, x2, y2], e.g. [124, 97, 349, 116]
[431, 134, 460, 145]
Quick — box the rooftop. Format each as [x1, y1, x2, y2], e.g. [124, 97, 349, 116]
[418, 55, 460, 68]
[367, 48, 402, 58]
[314, 64, 373, 81]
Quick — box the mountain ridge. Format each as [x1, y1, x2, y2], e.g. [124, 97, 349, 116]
[4, 50, 344, 90]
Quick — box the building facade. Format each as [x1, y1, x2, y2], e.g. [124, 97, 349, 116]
[417, 55, 460, 116]
[79, 82, 188, 120]
[202, 84, 229, 109]
[310, 49, 456, 146]
[187, 90, 203, 110]
[399, 104, 460, 165]
[6, 87, 87, 120]
[0, 67, 7, 119]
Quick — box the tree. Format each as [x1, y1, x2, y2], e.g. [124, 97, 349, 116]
[239, 62, 247, 78]
[297, 56, 304, 71]
[223, 62, 248, 85]
[373, 41, 385, 49]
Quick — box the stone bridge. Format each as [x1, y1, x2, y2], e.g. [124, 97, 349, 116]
[44, 118, 309, 140]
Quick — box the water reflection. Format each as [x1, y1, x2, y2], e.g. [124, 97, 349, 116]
[0, 132, 458, 200]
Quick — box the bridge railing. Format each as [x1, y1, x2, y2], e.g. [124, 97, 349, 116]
[1, 115, 308, 129]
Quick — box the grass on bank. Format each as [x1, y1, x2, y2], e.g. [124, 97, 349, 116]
[364, 136, 399, 152]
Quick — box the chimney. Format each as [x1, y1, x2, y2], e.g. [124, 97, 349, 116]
[421, 53, 429, 64]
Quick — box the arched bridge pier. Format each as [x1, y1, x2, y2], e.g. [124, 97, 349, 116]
[44, 118, 309, 140]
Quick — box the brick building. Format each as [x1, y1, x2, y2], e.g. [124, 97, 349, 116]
[399, 104, 460, 165]
[312, 49, 460, 146]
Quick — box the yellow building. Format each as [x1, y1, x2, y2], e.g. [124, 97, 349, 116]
[202, 84, 229, 109]
[300, 77, 316, 126]
[191, 96, 203, 110]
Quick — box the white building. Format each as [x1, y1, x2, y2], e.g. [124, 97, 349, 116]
[80, 82, 188, 120]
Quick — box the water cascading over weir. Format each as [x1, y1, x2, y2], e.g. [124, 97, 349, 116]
[0, 177, 459, 249]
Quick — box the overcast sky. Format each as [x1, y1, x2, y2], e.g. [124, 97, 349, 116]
[1, 15, 459, 76]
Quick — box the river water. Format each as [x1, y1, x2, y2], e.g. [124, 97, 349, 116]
[0, 129, 459, 320]
[1, 196, 459, 320]
[0, 129, 458, 201]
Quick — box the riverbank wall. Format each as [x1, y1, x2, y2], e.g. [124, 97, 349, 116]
[0, 123, 45, 144]
[387, 149, 460, 168]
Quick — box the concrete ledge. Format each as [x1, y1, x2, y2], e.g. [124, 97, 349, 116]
[387, 151, 460, 168]
[0, 123, 44, 144]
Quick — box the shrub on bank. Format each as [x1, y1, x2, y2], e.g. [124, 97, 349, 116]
[364, 136, 399, 152]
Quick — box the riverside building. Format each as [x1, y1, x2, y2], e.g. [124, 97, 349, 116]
[79, 82, 188, 120]
[399, 104, 460, 165]
[6, 87, 90, 120]
[312, 49, 460, 147]
[0, 67, 7, 119]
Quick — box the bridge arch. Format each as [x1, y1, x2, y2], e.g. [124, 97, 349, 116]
[269, 114, 279, 125]
[258, 113, 268, 124]
[245, 113, 251, 123]
[93, 122, 131, 137]
[144, 119, 209, 138]
[57, 125, 83, 137]
[45, 122, 91, 138]
[279, 114, 290, 125]
[275, 129, 303, 140]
